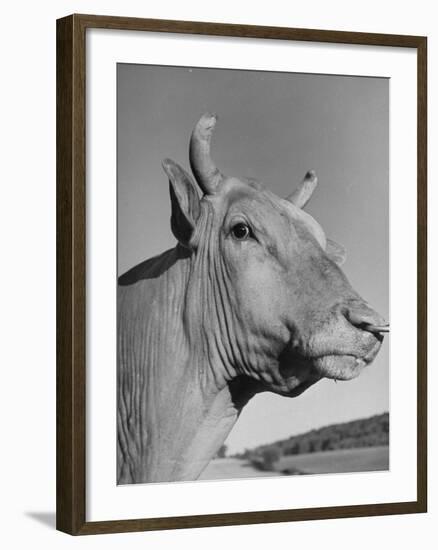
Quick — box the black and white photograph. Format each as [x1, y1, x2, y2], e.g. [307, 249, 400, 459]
[1, 0, 432, 544]
[116, 64, 390, 485]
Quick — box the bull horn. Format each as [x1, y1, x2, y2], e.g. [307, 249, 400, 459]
[189, 112, 223, 194]
[286, 170, 318, 208]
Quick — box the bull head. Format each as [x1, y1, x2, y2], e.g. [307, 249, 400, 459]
[162, 113, 388, 397]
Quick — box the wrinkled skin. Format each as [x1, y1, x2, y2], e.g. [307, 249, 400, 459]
[117, 114, 387, 484]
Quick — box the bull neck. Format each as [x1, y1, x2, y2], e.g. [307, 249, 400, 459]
[117, 245, 257, 483]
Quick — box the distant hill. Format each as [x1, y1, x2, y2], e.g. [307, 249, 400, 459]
[234, 412, 389, 461]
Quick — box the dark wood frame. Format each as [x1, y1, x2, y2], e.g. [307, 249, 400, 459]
[57, 13, 428, 536]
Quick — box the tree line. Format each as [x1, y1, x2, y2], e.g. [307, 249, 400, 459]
[233, 412, 389, 467]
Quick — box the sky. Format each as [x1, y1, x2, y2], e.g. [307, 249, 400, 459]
[117, 64, 389, 454]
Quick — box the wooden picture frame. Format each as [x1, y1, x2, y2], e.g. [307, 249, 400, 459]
[56, 13, 427, 535]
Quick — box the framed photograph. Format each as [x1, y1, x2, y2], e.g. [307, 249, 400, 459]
[56, 14, 427, 535]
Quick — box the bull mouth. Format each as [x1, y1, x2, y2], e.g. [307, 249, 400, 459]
[277, 336, 382, 396]
[313, 354, 370, 381]
[314, 336, 383, 381]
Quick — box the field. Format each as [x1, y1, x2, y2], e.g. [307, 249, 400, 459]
[200, 458, 277, 480]
[200, 446, 389, 481]
[276, 445, 389, 475]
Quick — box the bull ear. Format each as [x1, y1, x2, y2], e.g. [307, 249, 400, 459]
[326, 238, 347, 266]
[162, 158, 201, 248]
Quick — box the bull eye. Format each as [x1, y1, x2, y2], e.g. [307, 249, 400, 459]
[231, 222, 251, 241]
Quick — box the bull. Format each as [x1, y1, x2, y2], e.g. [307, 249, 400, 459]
[117, 113, 388, 484]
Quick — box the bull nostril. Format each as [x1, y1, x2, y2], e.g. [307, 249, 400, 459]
[344, 304, 389, 335]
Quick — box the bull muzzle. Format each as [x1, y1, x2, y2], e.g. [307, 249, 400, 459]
[344, 301, 389, 336]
